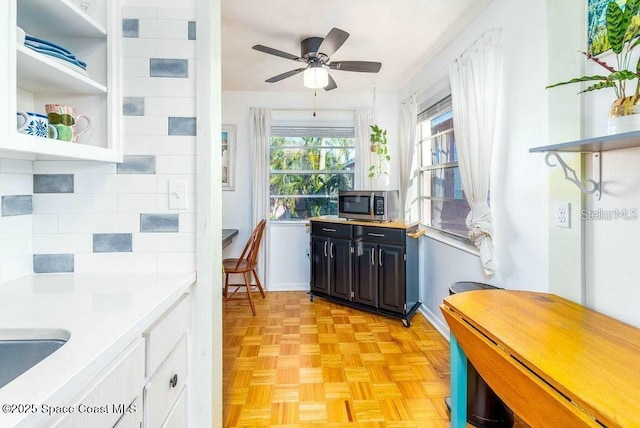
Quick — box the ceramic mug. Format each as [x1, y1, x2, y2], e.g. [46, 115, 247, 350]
[45, 104, 91, 143]
[16, 111, 58, 139]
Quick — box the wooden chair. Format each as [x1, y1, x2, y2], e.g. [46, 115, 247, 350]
[223, 219, 267, 315]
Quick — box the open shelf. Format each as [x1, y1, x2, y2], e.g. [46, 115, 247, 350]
[2, 133, 119, 162]
[17, 45, 106, 95]
[530, 130, 640, 153]
[17, 0, 106, 38]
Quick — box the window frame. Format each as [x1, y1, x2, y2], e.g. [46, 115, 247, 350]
[416, 96, 471, 240]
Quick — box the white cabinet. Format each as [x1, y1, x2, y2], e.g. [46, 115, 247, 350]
[56, 338, 145, 428]
[143, 295, 191, 428]
[3, 0, 121, 161]
[144, 335, 188, 428]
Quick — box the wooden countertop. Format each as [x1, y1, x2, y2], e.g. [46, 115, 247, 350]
[308, 215, 419, 230]
[441, 290, 640, 427]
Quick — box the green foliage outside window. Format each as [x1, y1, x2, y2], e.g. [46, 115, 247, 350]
[270, 135, 355, 220]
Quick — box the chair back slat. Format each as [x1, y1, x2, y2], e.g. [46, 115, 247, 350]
[233, 219, 266, 270]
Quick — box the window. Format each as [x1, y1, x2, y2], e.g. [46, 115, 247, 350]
[269, 126, 355, 220]
[417, 96, 470, 237]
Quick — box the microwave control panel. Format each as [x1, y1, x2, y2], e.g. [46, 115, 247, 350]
[374, 197, 385, 215]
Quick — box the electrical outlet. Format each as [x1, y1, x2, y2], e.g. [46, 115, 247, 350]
[169, 180, 187, 210]
[554, 201, 570, 228]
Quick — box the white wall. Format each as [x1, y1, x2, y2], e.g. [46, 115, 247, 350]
[399, 0, 551, 331]
[221, 89, 398, 290]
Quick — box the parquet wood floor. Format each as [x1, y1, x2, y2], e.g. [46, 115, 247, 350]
[223, 291, 527, 427]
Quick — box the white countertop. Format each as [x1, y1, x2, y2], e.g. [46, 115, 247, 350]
[0, 272, 196, 427]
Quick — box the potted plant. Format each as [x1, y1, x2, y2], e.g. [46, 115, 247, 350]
[547, 0, 640, 133]
[368, 124, 390, 178]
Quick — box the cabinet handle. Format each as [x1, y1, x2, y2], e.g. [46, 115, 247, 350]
[330, 242, 334, 258]
[368, 232, 385, 237]
[379, 248, 383, 266]
[169, 374, 178, 388]
[323, 241, 328, 257]
[371, 249, 375, 266]
[322, 228, 336, 232]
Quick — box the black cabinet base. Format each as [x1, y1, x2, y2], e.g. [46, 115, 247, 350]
[308, 292, 421, 328]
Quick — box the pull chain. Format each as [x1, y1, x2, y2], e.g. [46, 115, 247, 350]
[313, 88, 317, 117]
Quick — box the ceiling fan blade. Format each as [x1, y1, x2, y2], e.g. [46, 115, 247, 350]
[324, 74, 337, 91]
[329, 61, 382, 73]
[265, 67, 307, 83]
[317, 28, 350, 57]
[252, 44, 300, 61]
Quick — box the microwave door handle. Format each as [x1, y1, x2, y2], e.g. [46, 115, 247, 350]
[370, 193, 375, 218]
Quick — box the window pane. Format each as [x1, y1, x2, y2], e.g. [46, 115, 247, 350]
[422, 166, 465, 199]
[416, 95, 472, 237]
[428, 198, 470, 236]
[270, 147, 355, 171]
[270, 196, 339, 220]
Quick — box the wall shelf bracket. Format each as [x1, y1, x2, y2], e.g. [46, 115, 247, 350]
[544, 151, 601, 200]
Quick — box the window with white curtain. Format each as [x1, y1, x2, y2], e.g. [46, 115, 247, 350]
[417, 96, 470, 236]
[269, 126, 355, 221]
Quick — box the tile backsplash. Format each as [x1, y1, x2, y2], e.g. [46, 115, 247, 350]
[0, 1, 197, 282]
[0, 160, 34, 283]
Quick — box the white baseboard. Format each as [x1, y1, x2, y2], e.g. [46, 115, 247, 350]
[419, 305, 450, 341]
[266, 283, 309, 292]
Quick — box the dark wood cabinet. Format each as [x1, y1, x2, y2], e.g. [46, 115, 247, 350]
[353, 241, 378, 306]
[309, 218, 420, 327]
[378, 243, 405, 314]
[310, 223, 353, 300]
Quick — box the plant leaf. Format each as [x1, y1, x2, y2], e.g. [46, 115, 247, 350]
[610, 70, 639, 80]
[623, 0, 640, 41]
[385, 155, 391, 161]
[546, 75, 610, 89]
[578, 81, 617, 94]
[607, 1, 626, 54]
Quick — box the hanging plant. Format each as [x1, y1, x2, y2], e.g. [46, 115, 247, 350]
[368, 124, 390, 178]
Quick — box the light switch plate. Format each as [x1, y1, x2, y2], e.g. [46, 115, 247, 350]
[554, 201, 570, 228]
[169, 179, 187, 210]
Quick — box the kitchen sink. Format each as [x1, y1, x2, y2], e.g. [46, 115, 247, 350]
[0, 329, 70, 388]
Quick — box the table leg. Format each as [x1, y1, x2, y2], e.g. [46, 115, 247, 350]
[450, 333, 467, 428]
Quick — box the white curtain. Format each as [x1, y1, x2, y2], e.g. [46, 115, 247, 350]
[449, 29, 503, 275]
[355, 109, 374, 190]
[398, 95, 418, 221]
[250, 108, 271, 284]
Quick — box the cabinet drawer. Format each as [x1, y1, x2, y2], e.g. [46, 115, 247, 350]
[161, 387, 187, 428]
[144, 334, 188, 428]
[113, 398, 142, 428]
[311, 222, 352, 239]
[145, 294, 190, 377]
[355, 225, 404, 245]
[56, 339, 145, 428]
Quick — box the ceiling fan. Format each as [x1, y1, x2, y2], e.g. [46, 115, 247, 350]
[252, 28, 382, 91]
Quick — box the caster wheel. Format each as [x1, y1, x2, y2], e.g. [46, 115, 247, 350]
[310, 295, 315, 302]
[402, 319, 410, 328]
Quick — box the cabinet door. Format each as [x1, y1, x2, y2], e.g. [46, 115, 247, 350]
[353, 241, 378, 307]
[378, 244, 406, 314]
[310, 236, 329, 294]
[329, 238, 352, 300]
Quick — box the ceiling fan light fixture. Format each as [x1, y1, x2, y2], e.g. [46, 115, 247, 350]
[303, 66, 329, 89]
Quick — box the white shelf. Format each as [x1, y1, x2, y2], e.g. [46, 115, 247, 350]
[17, 45, 106, 95]
[17, 0, 106, 38]
[1, 133, 119, 162]
[529, 130, 640, 153]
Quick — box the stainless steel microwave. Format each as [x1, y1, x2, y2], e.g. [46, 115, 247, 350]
[338, 190, 399, 222]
